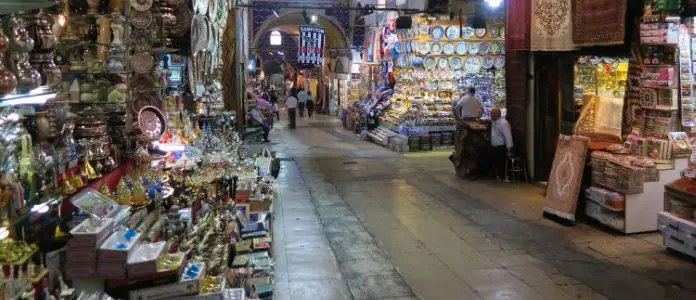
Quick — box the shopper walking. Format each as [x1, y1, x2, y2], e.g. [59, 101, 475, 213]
[269, 91, 280, 121]
[297, 88, 308, 117]
[306, 91, 314, 118]
[286, 90, 298, 129]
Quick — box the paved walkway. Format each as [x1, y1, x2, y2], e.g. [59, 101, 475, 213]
[269, 114, 696, 300]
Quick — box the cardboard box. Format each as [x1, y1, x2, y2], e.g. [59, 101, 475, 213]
[68, 218, 114, 248]
[127, 242, 167, 277]
[97, 261, 128, 279]
[99, 230, 142, 263]
[66, 246, 97, 263]
[128, 263, 205, 300]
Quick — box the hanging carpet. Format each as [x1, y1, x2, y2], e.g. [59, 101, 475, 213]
[543, 135, 590, 222]
[531, 0, 576, 51]
[573, 0, 628, 46]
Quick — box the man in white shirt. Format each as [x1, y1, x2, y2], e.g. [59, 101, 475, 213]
[286, 90, 298, 129]
[474, 107, 513, 179]
[456, 87, 483, 120]
[297, 89, 308, 117]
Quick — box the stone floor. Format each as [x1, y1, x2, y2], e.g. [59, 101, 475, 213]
[268, 114, 696, 300]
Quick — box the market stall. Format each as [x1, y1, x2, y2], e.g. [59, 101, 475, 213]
[352, 14, 506, 152]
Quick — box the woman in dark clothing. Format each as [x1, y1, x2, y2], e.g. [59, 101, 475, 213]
[269, 91, 279, 121]
[306, 91, 314, 117]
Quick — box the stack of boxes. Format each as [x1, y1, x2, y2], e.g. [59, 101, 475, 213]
[66, 219, 114, 279]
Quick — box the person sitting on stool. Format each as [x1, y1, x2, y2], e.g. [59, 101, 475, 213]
[473, 107, 513, 179]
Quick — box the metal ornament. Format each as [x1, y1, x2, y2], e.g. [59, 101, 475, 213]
[130, 0, 153, 12]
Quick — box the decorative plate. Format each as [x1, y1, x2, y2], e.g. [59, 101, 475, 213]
[438, 57, 449, 69]
[418, 42, 430, 55]
[479, 42, 491, 55]
[169, 2, 192, 37]
[462, 26, 474, 39]
[130, 74, 154, 94]
[430, 25, 445, 41]
[455, 42, 468, 55]
[131, 0, 153, 12]
[446, 25, 460, 40]
[412, 56, 424, 66]
[443, 43, 455, 55]
[490, 43, 500, 55]
[465, 57, 482, 73]
[396, 54, 407, 67]
[494, 56, 505, 68]
[468, 42, 479, 55]
[138, 106, 167, 141]
[130, 52, 154, 74]
[499, 26, 505, 39]
[450, 56, 463, 69]
[133, 94, 153, 112]
[424, 57, 436, 69]
[191, 14, 208, 54]
[208, 0, 218, 21]
[454, 70, 464, 79]
[483, 56, 494, 69]
[475, 28, 487, 38]
[418, 23, 429, 35]
[490, 26, 499, 39]
[431, 43, 442, 55]
[130, 10, 153, 30]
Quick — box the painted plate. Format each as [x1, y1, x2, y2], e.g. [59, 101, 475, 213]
[468, 42, 479, 55]
[430, 25, 445, 41]
[462, 26, 474, 39]
[130, 52, 154, 74]
[418, 23, 429, 35]
[494, 56, 505, 68]
[424, 56, 436, 69]
[131, 0, 153, 12]
[438, 57, 449, 69]
[138, 106, 167, 141]
[431, 43, 442, 55]
[465, 57, 482, 73]
[483, 56, 494, 69]
[450, 56, 463, 69]
[455, 42, 468, 55]
[454, 70, 463, 79]
[412, 56, 424, 66]
[490, 26, 499, 39]
[446, 25, 460, 40]
[443, 43, 455, 55]
[475, 28, 487, 38]
[490, 43, 500, 55]
[479, 42, 491, 55]
[499, 26, 505, 39]
[419, 42, 430, 55]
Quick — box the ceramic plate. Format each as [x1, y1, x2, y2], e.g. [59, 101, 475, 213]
[455, 42, 468, 55]
[450, 56, 463, 69]
[465, 57, 482, 73]
[494, 56, 505, 68]
[438, 57, 449, 69]
[490, 43, 500, 55]
[419, 42, 430, 55]
[131, 10, 153, 30]
[424, 57, 436, 69]
[443, 43, 455, 55]
[475, 28, 487, 38]
[431, 43, 442, 55]
[412, 56, 424, 66]
[468, 42, 479, 55]
[430, 25, 445, 41]
[446, 25, 460, 40]
[483, 56, 494, 69]
[479, 42, 491, 55]
[454, 70, 463, 79]
[490, 26, 499, 39]
[462, 27, 474, 39]
[418, 23, 429, 35]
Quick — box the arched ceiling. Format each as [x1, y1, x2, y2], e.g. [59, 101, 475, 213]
[253, 12, 348, 49]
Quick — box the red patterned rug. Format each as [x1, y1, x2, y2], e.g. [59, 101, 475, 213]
[543, 135, 590, 221]
[573, 0, 628, 46]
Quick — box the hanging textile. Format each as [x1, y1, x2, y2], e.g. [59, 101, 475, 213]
[506, 0, 532, 50]
[573, 0, 628, 46]
[531, 0, 576, 51]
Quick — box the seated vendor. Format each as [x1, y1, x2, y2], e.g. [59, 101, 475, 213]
[472, 107, 513, 179]
[248, 103, 271, 143]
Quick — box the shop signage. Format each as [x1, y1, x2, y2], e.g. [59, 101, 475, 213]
[298, 25, 326, 69]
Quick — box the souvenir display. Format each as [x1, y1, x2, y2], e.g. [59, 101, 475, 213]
[446, 25, 460, 40]
[437, 57, 449, 69]
[479, 42, 491, 54]
[468, 42, 479, 55]
[450, 56, 463, 69]
[430, 25, 445, 41]
[462, 26, 474, 39]
[455, 41, 468, 55]
[483, 56, 494, 69]
[431, 43, 442, 55]
[443, 43, 455, 55]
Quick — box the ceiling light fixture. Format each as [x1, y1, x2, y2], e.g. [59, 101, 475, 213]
[485, 0, 503, 8]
